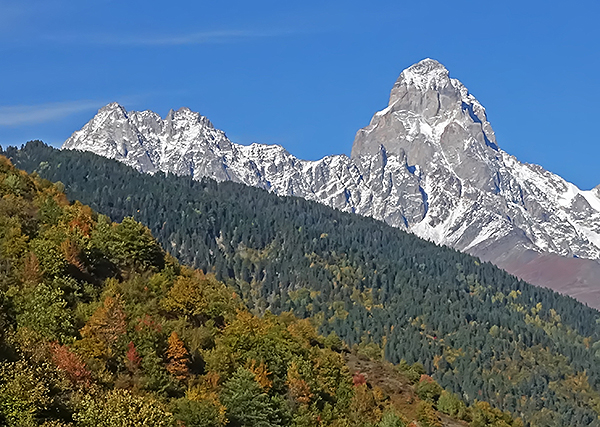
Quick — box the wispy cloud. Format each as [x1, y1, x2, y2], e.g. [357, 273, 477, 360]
[0, 0, 64, 34]
[46, 28, 296, 47]
[0, 3, 33, 32]
[0, 100, 102, 126]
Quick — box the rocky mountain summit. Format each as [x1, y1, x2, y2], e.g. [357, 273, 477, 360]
[62, 59, 600, 307]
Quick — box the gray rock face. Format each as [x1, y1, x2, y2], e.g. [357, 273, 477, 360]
[62, 59, 600, 307]
[350, 60, 600, 264]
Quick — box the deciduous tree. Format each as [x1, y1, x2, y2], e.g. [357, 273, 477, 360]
[166, 331, 189, 381]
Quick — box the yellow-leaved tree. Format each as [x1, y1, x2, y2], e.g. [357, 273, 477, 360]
[166, 331, 190, 381]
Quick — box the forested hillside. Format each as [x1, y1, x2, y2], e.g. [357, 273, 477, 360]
[6, 141, 600, 426]
[0, 153, 500, 426]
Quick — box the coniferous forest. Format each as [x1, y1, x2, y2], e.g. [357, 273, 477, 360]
[4, 141, 600, 426]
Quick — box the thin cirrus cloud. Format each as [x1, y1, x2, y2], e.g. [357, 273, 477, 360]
[0, 100, 102, 126]
[45, 28, 297, 47]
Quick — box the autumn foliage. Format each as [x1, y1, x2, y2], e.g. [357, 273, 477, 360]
[49, 342, 92, 388]
[248, 359, 273, 390]
[286, 361, 313, 405]
[166, 331, 189, 381]
[352, 372, 367, 387]
[125, 341, 141, 373]
[80, 294, 127, 358]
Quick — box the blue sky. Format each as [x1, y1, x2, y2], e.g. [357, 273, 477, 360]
[1, 0, 599, 188]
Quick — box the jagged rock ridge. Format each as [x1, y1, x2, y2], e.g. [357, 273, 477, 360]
[62, 59, 600, 308]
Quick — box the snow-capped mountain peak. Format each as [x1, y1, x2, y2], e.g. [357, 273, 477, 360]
[397, 58, 452, 91]
[98, 101, 127, 114]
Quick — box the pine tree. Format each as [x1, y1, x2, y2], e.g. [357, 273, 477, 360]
[221, 367, 289, 427]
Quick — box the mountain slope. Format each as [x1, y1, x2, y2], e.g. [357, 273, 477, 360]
[0, 154, 489, 427]
[7, 141, 600, 426]
[60, 59, 600, 307]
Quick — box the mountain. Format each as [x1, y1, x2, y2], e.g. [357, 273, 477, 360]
[62, 59, 600, 307]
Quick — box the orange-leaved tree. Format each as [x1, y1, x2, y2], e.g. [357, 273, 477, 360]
[50, 342, 92, 388]
[166, 331, 190, 381]
[79, 294, 127, 359]
[286, 360, 313, 406]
